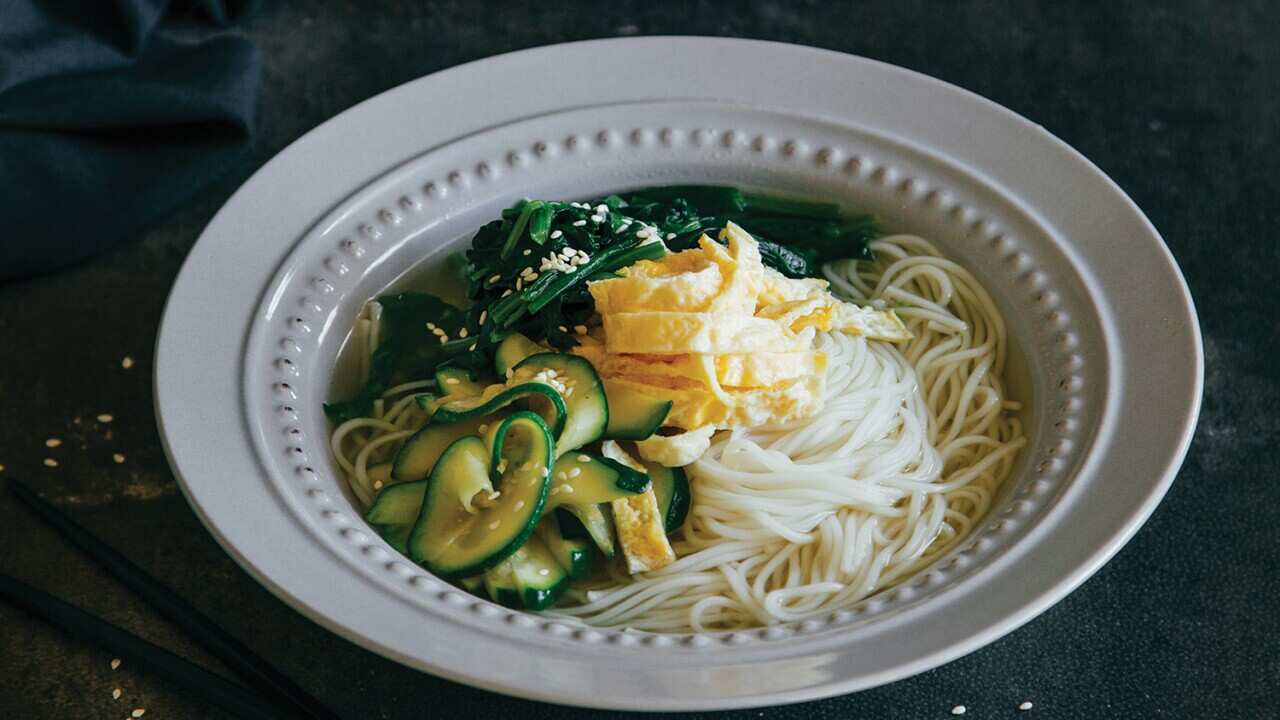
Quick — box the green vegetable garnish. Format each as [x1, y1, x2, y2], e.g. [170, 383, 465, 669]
[326, 185, 880, 420]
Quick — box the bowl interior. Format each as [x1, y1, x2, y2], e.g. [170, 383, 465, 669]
[246, 101, 1106, 644]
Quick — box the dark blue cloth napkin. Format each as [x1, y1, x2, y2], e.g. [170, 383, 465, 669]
[0, 0, 260, 281]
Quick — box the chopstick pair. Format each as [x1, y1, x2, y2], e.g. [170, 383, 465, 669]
[3, 477, 340, 720]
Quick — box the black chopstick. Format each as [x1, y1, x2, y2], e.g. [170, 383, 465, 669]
[0, 572, 282, 720]
[6, 477, 338, 720]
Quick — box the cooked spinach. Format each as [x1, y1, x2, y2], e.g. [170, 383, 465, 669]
[326, 186, 879, 420]
[323, 293, 474, 422]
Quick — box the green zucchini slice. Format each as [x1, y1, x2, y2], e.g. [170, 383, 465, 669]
[534, 519, 593, 580]
[364, 480, 427, 554]
[391, 413, 505, 482]
[507, 532, 569, 610]
[494, 332, 544, 376]
[563, 503, 616, 559]
[646, 462, 691, 533]
[602, 381, 672, 440]
[407, 412, 553, 577]
[457, 574, 485, 594]
[512, 353, 608, 456]
[431, 382, 567, 439]
[434, 366, 487, 398]
[482, 559, 522, 608]
[543, 453, 650, 514]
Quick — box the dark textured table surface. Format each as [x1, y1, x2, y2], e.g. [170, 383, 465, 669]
[2, 2, 1276, 718]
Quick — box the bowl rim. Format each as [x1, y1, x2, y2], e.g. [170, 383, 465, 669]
[155, 37, 1202, 710]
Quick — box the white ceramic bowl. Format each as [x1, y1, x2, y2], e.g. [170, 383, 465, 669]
[155, 38, 1202, 710]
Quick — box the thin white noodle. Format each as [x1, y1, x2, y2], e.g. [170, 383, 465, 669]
[552, 234, 1025, 631]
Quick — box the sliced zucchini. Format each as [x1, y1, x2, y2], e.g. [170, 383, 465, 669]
[508, 532, 569, 610]
[494, 332, 544, 376]
[603, 380, 672, 440]
[563, 503, 616, 559]
[407, 413, 553, 577]
[482, 559, 521, 608]
[431, 382, 567, 439]
[458, 574, 485, 594]
[434, 366, 487, 398]
[646, 462, 691, 533]
[364, 480, 427, 554]
[391, 413, 502, 481]
[535, 519, 593, 580]
[555, 507, 590, 541]
[513, 353, 608, 456]
[543, 453, 649, 514]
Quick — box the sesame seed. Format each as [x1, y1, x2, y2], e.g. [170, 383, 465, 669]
[438, 335, 449, 344]
[45, 438, 62, 448]
[636, 229, 650, 238]
[573, 325, 588, 335]
[550, 230, 563, 239]
[460, 328, 471, 338]
[558, 325, 568, 332]
[951, 706, 966, 716]
[501, 289, 513, 298]
[522, 248, 532, 256]
[562, 485, 574, 494]
[132, 709, 146, 718]
[121, 356, 135, 369]
[549, 487, 560, 495]
[541, 467, 550, 477]
[478, 310, 488, 325]
[595, 204, 608, 213]
[373, 480, 383, 490]
[97, 414, 114, 423]
[113, 453, 125, 464]
[573, 220, 586, 227]
[426, 322, 437, 330]
[527, 272, 539, 281]
[431, 327, 445, 336]
[577, 454, 591, 463]
[562, 246, 577, 256]
[488, 521, 500, 530]
[111, 658, 122, 670]
[478, 425, 488, 434]
[43, 458, 58, 468]
[514, 500, 525, 510]
[515, 278, 523, 291]
[539, 568, 550, 576]
[590, 215, 603, 223]
[1019, 702, 1033, 711]
[568, 468, 581, 478]
[112, 688, 122, 700]
[445, 377, 460, 385]
[556, 472, 568, 482]
[0, 465, 6, 473]
[666, 232, 676, 240]
[487, 274, 502, 284]
[505, 369, 514, 380]
[469, 343, 477, 351]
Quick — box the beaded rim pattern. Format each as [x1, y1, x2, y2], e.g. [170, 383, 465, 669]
[244, 104, 1103, 651]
